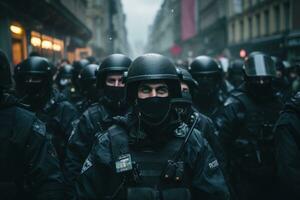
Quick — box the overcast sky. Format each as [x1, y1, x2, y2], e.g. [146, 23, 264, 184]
[121, 0, 163, 58]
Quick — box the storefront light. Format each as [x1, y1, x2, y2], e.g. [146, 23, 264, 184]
[42, 40, 52, 49]
[10, 25, 23, 35]
[31, 37, 41, 47]
[53, 44, 62, 51]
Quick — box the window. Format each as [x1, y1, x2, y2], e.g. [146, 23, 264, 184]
[232, 22, 236, 42]
[256, 13, 261, 36]
[274, 5, 280, 32]
[248, 16, 253, 39]
[233, 0, 243, 14]
[240, 19, 244, 41]
[264, 9, 269, 35]
[284, 2, 290, 30]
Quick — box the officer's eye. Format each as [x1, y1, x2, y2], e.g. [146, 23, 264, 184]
[107, 78, 115, 83]
[138, 86, 151, 93]
[157, 86, 168, 94]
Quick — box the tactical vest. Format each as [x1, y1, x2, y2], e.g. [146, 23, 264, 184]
[0, 106, 35, 198]
[230, 91, 282, 180]
[105, 125, 192, 200]
[36, 96, 65, 165]
[87, 104, 113, 133]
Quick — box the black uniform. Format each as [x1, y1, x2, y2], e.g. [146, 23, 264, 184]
[35, 88, 79, 165]
[227, 59, 244, 90]
[65, 54, 132, 197]
[76, 113, 230, 200]
[175, 66, 235, 199]
[0, 50, 64, 200]
[275, 92, 300, 199]
[215, 53, 283, 200]
[14, 57, 79, 165]
[76, 53, 230, 200]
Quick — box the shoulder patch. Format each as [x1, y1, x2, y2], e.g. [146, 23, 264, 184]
[81, 157, 93, 174]
[32, 120, 46, 136]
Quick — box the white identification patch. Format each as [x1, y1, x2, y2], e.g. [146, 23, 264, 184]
[208, 160, 219, 169]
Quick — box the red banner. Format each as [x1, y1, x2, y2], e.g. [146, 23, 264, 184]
[181, 0, 196, 41]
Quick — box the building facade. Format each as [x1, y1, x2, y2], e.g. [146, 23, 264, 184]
[0, 0, 92, 66]
[85, 0, 130, 59]
[227, 0, 300, 61]
[146, 0, 228, 61]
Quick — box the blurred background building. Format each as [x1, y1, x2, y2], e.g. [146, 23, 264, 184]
[85, 0, 130, 59]
[227, 0, 299, 62]
[0, 0, 130, 68]
[146, 0, 299, 63]
[0, 0, 92, 66]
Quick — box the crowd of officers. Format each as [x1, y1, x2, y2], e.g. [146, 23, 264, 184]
[0, 48, 300, 200]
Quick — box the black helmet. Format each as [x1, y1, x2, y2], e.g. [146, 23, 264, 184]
[189, 56, 222, 98]
[244, 52, 276, 78]
[176, 67, 198, 89]
[228, 59, 244, 87]
[14, 56, 52, 99]
[190, 55, 222, 76]
[72, 59, 90, 89]
[271, 56, 285, 73]
[96, 54, 131, 89]
[126, 53, 181, 104]
[73, 59, 90, 72]
[78, 63, 98, 97]
[0, 50, 12, 90]
[228, 59, 244, 75]
[174, 67, 195, 107]
[59, 64, 74, 78]
[55, 64, 74, 89]
[244, 52, 276, 98]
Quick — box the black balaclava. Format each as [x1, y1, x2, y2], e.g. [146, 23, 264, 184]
[103, 84, 127, 113]
[16, 74, 52, 110]
[245, 76, 274, 101]
[193, 74, 221, 112]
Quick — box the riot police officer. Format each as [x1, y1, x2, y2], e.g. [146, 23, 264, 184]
[76, 63, 100, 113]
[275, 92, 300, 200]
[70, 59, 90, 105]
[64, 54, 132, 198]
[271, 56, 291, 103]
[55, 64, 76, 100]
[76, 53, 230, 200]
[0, 50, 64, 200]
[227, 59, 244, 89]
[189, 56, 225, 117]
[175, 67, 236, 199]
[215, 52, 283, 200]
[14, 56, 78, 166]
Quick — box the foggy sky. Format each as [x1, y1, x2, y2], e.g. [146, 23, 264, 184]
[122, 0, 163, 58]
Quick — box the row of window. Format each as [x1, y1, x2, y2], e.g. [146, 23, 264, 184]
[230, 1, 290, 43]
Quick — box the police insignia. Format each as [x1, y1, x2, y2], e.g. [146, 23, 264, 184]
[115, 154, 133, 173]
[208, 160, 219, 169]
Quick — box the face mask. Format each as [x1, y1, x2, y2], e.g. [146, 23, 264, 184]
[137, 97, 171, 126]
[104, 86, 125, 102]
[103, 86, 126, 110]
[246, 78, 274, 99]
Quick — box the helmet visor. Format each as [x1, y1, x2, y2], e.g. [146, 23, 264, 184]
[244, 54, 276, 77]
